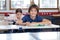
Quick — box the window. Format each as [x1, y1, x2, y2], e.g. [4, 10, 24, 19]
[59, 0, 60, 7]
[10, 0, 31, 10]
[34, 0, 39, 6]
[31, 0, 58, 10]
[0, 0, 6, 10]
[40, 0, 57, 8]
[10, 0, 58, 10]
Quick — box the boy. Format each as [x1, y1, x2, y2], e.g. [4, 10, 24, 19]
[14, 9, 24, 25]
[22, 4, 51, 26]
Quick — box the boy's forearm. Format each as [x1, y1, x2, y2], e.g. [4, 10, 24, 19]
[31, 21, 51, 25]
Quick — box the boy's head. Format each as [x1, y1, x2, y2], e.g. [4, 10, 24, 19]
[16, 9, 22, 18]
[16, 8, 22, 13]
[28, 4, 39, 17]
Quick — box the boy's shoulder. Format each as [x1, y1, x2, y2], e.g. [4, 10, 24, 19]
[24, 15, 30, 17]
[23, 15, 30, 19]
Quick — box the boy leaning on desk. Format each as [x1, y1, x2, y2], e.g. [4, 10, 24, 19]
[14, 4, 52, 26]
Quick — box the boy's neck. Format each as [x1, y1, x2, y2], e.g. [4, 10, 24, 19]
[30, 16, 36, 20]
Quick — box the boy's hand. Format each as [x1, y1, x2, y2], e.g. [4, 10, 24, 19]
[26, 22, 31, 26]
[16, 20, 22, 25]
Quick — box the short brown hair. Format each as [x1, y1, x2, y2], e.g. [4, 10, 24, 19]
[16, 9, 22, 14]
[28, 4, 39, 13]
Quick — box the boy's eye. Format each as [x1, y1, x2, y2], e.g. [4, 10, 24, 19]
[30, 9, 37, 12]
[17, 14, 19, 15]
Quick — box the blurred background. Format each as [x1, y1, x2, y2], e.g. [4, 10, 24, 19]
[0, 0, 60, 40]
[0, 0, 60, 25]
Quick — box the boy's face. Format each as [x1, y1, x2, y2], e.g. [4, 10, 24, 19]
[16, 12, 22, 18]
[29, 8, 37, 17]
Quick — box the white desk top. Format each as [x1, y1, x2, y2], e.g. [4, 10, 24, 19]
[0, 24, 60, 30]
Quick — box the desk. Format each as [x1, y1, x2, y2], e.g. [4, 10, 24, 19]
[52, 14, 60, 17]
[0, 24, 60, 40]
[0, 24, 60, 33]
